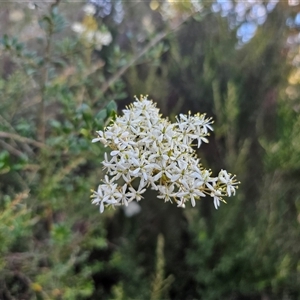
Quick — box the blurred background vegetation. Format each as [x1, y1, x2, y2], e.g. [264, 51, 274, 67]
[1, 0, 300, 299]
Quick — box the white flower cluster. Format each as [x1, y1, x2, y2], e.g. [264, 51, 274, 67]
[71, 4, 112, 51]
[159, 1, 203, 23]
[91, 96, 239, 213]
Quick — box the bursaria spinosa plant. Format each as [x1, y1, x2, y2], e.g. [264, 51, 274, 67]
[91, 96, 240, 213]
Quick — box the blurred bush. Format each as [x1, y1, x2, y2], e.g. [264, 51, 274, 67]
[0, 0, 300, 299]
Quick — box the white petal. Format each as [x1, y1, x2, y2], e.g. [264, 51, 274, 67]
[100, 201, 105, 213]
[214, 197, 220, 209]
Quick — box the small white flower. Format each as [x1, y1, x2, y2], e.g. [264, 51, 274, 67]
[95, 31, 112, 46]
[218, 170, 239, 196]
[128, 183, 146, 202]
[92, 131, 107, 144]
[72, 22, 85, 34]
[114, 184, 129, 206]
[83, 4, 96, 16]
[152, 159, 175, 182]
[91, 182, 118, 213]
[157, 184, 176, 202]
[211, 189, 222, 210]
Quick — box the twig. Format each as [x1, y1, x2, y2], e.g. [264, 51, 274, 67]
[38, 26, 52, 143]
[0, 140, 24, 157]
[100, 13, 193, 94]
[13, 271, 51, 300]
[0, 114, 34, 155]
[38, 0, 62, 143]
[0, 131, 48, 149]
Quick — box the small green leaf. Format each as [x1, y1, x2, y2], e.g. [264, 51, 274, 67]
[77, 103, 90, 114]
[49, 119, 62, 129]
[51, 5, 58, 16]
[106, 100, 117, 114]
[1, 34, 9, 47]
[80, 128, 90, 137]
[95, 109, 107, 121]
[108, 110, 117, 122]
[114, 92, 128, 100]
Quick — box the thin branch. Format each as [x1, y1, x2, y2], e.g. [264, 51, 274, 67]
[38, 25, 52, 143]
[0, 114, 34, 155]
[38, 0, 62, 143]
[14, 271, 51, 300]
[0, 140, 24, 157]
[0, 131, 48, 149]
[100, 13, 193, 94]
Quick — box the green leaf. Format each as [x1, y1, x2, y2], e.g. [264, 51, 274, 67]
[38, 15, 52, 32]
[77, 103, 90, 114]
[51, 223, 71, 244]
[106, 100, 117, 114]
[95, 109, 107, 121]
[114, 92, 128, 100]
[51, 5, 59, 15]
[49, 119, 62, 129]
[107, 109, 117, 122]
[1, 34, 9, 47]
[53, 13, 67, 33]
